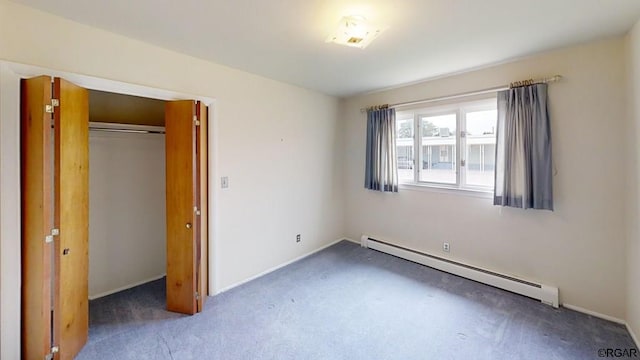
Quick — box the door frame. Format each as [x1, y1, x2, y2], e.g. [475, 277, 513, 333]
[0, 61, 219, 359]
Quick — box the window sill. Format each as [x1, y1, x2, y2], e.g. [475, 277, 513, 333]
[399, 182, 493, 199]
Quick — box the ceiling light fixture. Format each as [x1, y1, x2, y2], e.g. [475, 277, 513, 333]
[325, 16, 387, 49]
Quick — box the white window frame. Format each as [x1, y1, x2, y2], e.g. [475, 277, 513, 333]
[397, 97, 497, 195]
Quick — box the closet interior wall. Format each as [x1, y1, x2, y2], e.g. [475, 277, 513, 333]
[88, 90, 167, 299]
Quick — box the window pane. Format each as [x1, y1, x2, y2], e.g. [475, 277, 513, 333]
[465, 109, 496, 187]
[420, 114, 456, 184]
[396, 117, 414, 183]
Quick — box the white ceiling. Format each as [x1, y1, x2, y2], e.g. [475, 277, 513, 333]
[12, 0, 640, 97]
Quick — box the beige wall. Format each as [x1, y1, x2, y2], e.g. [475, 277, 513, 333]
[626, 18, 640, 344]
[0, 1, 344, 357]
[0, 63, 21, 360]
[342, 38, 628, 319]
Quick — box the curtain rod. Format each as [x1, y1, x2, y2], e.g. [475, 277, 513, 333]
[361, 75, 562, 113]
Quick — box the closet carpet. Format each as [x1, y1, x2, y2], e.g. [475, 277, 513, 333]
[77, 240, 637, 360]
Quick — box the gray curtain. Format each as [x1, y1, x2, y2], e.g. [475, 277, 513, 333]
[365, 108, 398, 192]
[494, 84, 553, 210]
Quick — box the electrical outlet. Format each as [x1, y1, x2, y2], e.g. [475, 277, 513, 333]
[443, 242, 450, 252]
[221, 176, 229, 189]
[296, 234, 301, 243]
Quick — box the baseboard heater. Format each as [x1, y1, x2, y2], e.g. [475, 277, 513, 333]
[361, 235, 559, 308]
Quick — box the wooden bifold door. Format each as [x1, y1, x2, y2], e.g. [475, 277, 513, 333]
[22, 76, 89, 360]
[165, 100, 209, 315]
[21, 77, 208, 359]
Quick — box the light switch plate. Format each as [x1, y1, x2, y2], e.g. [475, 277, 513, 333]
[221, 176, 229, 189]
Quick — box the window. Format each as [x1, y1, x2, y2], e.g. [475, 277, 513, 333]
[395, 98, 497, 191]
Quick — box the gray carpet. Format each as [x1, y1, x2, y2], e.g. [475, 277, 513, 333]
[77, 240, 638, 359]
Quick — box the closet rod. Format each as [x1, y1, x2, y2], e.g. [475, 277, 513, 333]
[89, 125, 165, 134]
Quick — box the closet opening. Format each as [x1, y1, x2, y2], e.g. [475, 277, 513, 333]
[87, 90, 170, 328]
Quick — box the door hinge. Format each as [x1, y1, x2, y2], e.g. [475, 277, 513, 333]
[195, 292, 200, 300]
[45, 228, 59, 244]
[193, 115, 200, 126]
[194, 207, 201, 216]
[460, 159, 466, 167]
[45, 99, 59, 114]
[45, 346, 59, 360]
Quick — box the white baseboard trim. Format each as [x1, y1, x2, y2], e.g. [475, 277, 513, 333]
[88, 273, 166, 300]
[627, 323, 639, 348]
[214, 238, 348, 295]
[562, 303, 626, 325]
